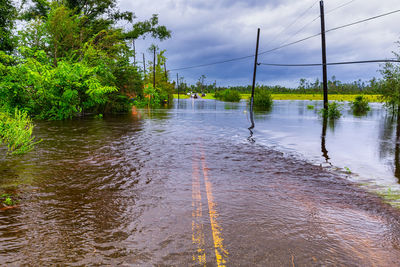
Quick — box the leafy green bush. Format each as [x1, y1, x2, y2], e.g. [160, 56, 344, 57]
[133, 83, 171, 108]
[253, 89, 273, 109]
[319, 101, 343, 119]
[214, 89, 241, 102]
[0, 49, 118, 120]
[0, 109, 40, 155]
[350, 95, 370, 115]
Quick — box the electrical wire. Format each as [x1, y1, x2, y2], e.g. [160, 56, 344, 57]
[325, 0, 357, 15]
[265, 0, 357, 56]
[170, 1, 319, 71]
[267, 0, 319, 46]
[326, 9, 400, 33]
[258, 59, 400, 67]
[170, 8, 400, 71]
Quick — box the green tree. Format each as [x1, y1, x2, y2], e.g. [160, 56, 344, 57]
[380, 43, 400, 114]
[0, 0, 17, 53]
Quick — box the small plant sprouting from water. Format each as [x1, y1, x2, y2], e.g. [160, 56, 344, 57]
[350, 95, 370, 115]
[344, 166, 351, 174]
[0, 109, 41, 155]
[307, 105, 314, 110]
[319, 102, 343, 120]
[94, 113, 103, 119]
[1, 193, 17, 206]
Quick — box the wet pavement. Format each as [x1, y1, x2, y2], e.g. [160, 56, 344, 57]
[1, 99, 400, 266]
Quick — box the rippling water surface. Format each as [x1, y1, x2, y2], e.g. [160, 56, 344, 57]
[1, 99, 400, 266]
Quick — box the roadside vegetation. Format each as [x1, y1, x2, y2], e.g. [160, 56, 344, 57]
[0, 0, 173, 154]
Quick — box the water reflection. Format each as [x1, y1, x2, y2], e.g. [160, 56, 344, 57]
[395, 115, 400, 181]
[248, 100, 255, 143]
[321, 116, 331, 164]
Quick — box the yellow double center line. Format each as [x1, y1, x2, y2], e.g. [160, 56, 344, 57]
[192, 145, 229, 266]
[192, 159, 207, 265]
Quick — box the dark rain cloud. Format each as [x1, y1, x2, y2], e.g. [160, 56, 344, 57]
[121, 0, 400, 87]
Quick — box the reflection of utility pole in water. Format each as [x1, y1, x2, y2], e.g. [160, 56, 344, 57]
[248, 28, 260, 143]
[394, 112, 400, 181]
[321, 116, 331, 164]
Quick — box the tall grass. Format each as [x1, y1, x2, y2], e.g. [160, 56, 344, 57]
[0, 109, 40, 155]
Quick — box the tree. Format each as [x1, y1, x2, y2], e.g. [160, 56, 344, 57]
[0, 0, 17, 53]
[380, 42, 400, 115]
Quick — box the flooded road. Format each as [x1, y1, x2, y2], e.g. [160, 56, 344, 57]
[1, 99, 400, 266]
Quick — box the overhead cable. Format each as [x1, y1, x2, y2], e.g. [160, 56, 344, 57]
[258, 59, 400, 67]
[170, 9, 400, 71]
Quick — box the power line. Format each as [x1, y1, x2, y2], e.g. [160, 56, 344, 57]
[260, 8, 400, 55]
[258, 59, 400, 67]
[170, 8, 400, 71]
[268, 0, 319, 46]
[326, 9, 400, 33]
[325, 0, 357, 15]
[170, 1, 319, 72]
[259, 0, 356, 57]
[169, 55, 254, 71]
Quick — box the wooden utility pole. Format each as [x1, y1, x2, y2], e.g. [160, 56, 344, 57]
[153, 47, 156, 88]
[143, 53, 146, 79]
[132, 39, 136, 67]
[164, 61, 168, 80]
[250, 28, 260, 109]
[176, 73, 179, 100]
[320, 0, 328, 110]
[248, 28, 260, 136]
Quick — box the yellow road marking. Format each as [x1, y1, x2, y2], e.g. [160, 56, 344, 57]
[200, 148, 229, 266]
[192, 159, 207, 265]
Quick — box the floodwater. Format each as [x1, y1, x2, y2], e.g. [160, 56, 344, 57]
[1, 99, 400, 266]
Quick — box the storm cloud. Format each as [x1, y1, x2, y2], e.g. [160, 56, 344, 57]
[120, 0, 400, 87]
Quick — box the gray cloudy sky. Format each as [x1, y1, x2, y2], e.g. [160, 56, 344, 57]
[119, 0, 400, 87]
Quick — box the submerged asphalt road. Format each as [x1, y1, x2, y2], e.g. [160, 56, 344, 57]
[1, 99, 400, 266]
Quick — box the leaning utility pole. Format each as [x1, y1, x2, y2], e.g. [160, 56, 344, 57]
[250, 28, 260, 109]
[320, 0, 328, 110]
[250, 28, 260, 112]
[153, 47, 156, 89]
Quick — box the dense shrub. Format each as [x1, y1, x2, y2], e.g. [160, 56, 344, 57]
[214, 89, 241, 102]
[350, 95, 370, 115]
[319, 101, 343, 119]
[253, 89, 273, 109]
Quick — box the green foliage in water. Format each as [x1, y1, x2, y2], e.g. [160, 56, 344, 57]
[350, 95, 370, 115]
[307, 105, 314, 110]
[133, 83, 171, 108]
[0, 2, 173, 120]
[0, 193, 17, 206]
[214, 89, 241, 102]
[0, 109, 40, 155]
[253, 89, 273, 109]
[319, 102, 343, 119]
[379, 50, 400, 114]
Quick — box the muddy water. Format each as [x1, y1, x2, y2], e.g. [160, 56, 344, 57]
[1, 99, 400, 266]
